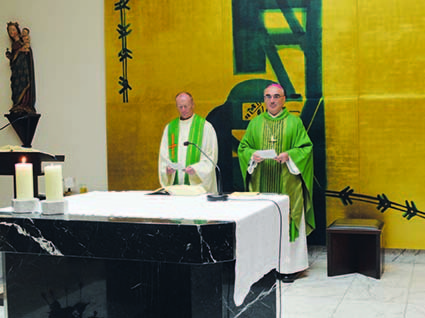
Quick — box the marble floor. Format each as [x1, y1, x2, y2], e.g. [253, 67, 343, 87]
[0, 247, 424, 318]
[284, 246, 425, 318]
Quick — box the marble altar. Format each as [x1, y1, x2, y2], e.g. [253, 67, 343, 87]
[0, 191, 289, 317]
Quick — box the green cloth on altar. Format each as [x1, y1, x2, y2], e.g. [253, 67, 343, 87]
[238, 108, 315, 241]
[168, 114, 205, 185]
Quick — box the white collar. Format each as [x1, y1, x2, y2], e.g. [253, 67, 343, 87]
[180, 115, 194, 126]
[268, 109, 283, 118]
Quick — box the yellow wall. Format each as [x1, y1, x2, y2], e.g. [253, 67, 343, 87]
[106, 0, 425, 248]
[324, 0, 425, 248]
[105, 0, 287, 189]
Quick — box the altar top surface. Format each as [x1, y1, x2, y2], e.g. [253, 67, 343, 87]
[0, 190, 288, 224]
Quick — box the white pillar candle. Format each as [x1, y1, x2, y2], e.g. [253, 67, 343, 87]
[45, 165, 64, 201]
[15, 162, 34, 200]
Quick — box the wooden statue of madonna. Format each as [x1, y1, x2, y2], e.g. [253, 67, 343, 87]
[4, 22, 39, 148]
[5, 21, 36, 114]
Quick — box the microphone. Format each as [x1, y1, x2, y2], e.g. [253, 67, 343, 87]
[183, 141, 228, 201]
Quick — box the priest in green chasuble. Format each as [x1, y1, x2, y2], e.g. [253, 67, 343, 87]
[238, 83, 314, 281]
[159, 92, 218, 193]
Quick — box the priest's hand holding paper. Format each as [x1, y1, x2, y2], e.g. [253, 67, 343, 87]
[274, 152, 289, 164]
[166, 162, 184, 175]
[253, 151, 265, 163]
[166, 166, 176, 175]
[253, 149, 278, 162]
[183, 166, 196, 175]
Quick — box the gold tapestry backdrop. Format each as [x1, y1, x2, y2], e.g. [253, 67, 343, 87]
[324, 0, 425, 248]
[106, 0, 425, 248]
[105, 0, 306, 189]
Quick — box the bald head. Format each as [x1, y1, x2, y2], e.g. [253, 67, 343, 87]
[175, 92, 195, 119]
[265, 83, 285, 95]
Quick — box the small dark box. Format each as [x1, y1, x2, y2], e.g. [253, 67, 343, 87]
[327, 218, 384, 279]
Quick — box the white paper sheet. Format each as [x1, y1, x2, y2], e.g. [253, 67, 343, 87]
[256, 149, 277, 159]
[168, 162, 184, 170]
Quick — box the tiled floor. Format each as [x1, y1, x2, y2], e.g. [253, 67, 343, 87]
[284, 246, 425, 318]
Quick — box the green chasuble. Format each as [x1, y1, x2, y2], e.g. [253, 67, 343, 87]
[238, 108, 314, 241]
[167, 114, 205, 185]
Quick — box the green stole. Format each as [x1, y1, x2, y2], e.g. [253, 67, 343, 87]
[238, 109, 315, 241]
[167, 114, 205, 185]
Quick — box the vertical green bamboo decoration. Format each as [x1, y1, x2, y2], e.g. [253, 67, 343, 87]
[115, 0, 132, 102]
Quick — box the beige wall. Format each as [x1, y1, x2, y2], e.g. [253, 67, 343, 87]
[0, 0, 107, 207]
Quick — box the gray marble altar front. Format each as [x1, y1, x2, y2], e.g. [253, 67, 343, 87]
[0, 207, 278, 317]
[3, 246, 425, 317]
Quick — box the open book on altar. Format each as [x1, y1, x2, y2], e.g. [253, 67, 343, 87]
[147, 185, 207, 196]
[0, 145, 56, 157]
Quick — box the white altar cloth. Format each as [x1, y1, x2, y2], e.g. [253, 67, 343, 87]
[0, 191, 308, 306]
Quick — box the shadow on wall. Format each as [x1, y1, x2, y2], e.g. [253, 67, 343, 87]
[206, 79, 275, 193]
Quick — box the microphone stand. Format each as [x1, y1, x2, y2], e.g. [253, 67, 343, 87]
[183, 141, 228, 201]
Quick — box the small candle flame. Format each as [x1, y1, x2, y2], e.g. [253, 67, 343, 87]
[21, 156, 27, 164]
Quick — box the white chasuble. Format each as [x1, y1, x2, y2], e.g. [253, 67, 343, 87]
[159, 116, 218, 193]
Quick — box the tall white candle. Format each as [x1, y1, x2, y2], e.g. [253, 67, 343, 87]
[45, 165, 63, 201]
[15, 162, 34, 200]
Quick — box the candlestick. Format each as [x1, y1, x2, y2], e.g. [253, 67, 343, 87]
[41, 200, 68, 215]
[15, 161, 34, 200]
[12, 198, 40, 213]
[44, 164, 63, 201]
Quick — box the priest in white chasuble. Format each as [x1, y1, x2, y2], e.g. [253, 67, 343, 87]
[238, 83, 315, 281]
[159, 92, 218, 193]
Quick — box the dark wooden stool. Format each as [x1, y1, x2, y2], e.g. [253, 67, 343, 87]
[327, 218, 384, 279]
